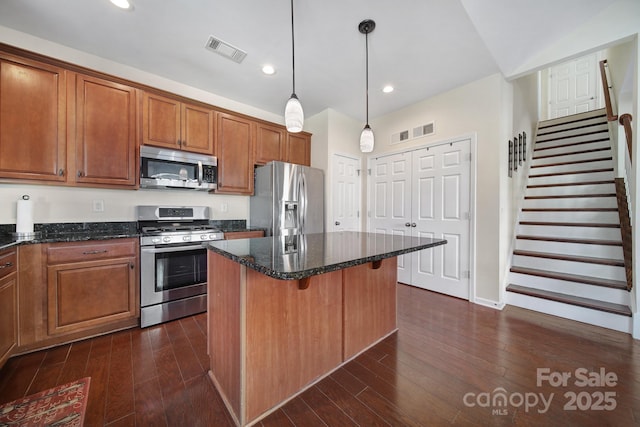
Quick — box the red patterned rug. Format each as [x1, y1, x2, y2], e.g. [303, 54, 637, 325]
[0, 377, 90, 426]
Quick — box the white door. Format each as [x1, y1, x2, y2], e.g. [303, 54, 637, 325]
[368, 152, 412, 283]
[368, 139, 471, 299]
[549, 54, 598, 119]
[331, 154, 362, 231]
[411, 141, 470, 299]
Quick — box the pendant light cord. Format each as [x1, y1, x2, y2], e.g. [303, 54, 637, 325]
[365, 30, 369, 126]
[290, 0, 296, 95]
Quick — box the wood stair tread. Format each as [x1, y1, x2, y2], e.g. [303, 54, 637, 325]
[534, 137, 610, 152]
[525, 194, 616, 200]
[537, 122, 609, 136]
[513, 249, 624, 266]
[516, 235, 622, 246]
[519, 221, 619, 228]
[531, 156, 612, 168]
[538, 112, 607, 129]
[532, 147, 610, 160]
[510, 266, 627, 290]
[527, 180, 614, 189]
[522, 207, 617, 212]
[535, 130, 610, 144]
[506, 284, 631, 316]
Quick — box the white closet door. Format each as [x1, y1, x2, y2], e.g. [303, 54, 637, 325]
[411, 140, 471, 299]
[331, 154, 361, 231]
[549, 54, 598, 119]
[369, 152, 412, 284]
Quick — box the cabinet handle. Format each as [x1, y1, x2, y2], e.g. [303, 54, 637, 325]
[130, 262, 135, 270]
[335, 221, 341, 226]
[82, 249, 108, 255]
[182, 140, 187, 146]
[77, 171, 84, 177]
[0, 262, 13, 269]
[58, 169, 65, 176]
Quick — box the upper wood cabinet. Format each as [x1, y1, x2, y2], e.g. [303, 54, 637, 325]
[254, 121, 311, 167]
[286, 132, 311, 166]
[72, 73, 137, 187]
[0, 53, 67, 182]
[142, 91, 214, 155]
[215, 112, 255, 194]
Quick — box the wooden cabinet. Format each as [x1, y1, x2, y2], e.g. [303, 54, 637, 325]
[142, 91, 214, 155]
[215, 112, 255, 194]
[286, 132, 311, 166]
[224, 230, 264, 240]
[0, 248, 17, 368]
[0, 53, 67, 182]
[71, 73, 137, 187]
[46, 239, 138, 336]
[255, 122, 311, 166]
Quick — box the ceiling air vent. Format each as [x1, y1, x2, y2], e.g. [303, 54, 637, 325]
[413, 122, 435, 138]
[205, 36, 247, 64]
[390, 129, 410, 145]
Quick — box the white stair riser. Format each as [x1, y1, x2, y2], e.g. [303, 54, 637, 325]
[517, 224, 621, 240]
[538, 110, 607, 127]
[538, 116, 609, 134]
[536, 124, 609, 142]
[530, 160, 613, 176]
[531, 150, 612, 167]
[533, 140, 611, 158]
[535, 135, 610, 151]
[522, 197, 617, 209]
[525, 183, 615, 197]
[528, 171, 614, 186]
[508, 272, 629, 304]
[519, 210, 619, 223]
[505, 292, 632, 334]
[511, 255, 626, 281]
[515, 239, 623, 259]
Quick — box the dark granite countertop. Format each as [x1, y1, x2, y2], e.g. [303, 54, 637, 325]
[207, 231, 447, 280]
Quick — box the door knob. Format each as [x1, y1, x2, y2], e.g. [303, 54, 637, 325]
[411, 223, 417, 227]
[405, 222, 411, 227]
[335, 221, 341, 226]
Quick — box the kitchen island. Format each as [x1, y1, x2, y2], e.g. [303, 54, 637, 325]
[206, 232, 446, 427]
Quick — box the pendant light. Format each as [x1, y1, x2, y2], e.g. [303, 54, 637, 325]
[359, 19, 375, 153]
[285, 0, 304, 133]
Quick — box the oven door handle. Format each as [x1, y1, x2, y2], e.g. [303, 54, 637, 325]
[141, 244, 207, 254]
[198, 161, 203, 186]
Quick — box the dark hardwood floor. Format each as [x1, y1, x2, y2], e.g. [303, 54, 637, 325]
[1, 284, 639, 426]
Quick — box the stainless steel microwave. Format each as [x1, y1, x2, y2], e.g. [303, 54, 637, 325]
[140, 146, 217, 191]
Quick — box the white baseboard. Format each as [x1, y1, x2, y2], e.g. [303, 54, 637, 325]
[474, 297, 504, 310]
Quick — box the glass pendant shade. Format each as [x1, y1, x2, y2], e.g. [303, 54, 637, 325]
[359, 124, 374, 153]
[285, 94, 304, 133]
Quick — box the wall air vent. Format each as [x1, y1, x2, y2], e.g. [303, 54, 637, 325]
[390, 129, 410, 145]
[205, 36, 247, 64]
[413, 122, 435, 138]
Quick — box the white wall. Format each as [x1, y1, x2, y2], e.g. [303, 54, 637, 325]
[367, 73, 509, 304]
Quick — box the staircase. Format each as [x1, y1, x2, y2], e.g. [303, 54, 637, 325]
[506, 109, 633, 333]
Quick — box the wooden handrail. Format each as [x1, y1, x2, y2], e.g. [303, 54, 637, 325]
[619, 113, 633, 162]
[599, 60, 618, 122]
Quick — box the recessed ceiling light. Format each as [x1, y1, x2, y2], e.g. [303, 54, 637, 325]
[262, 65, 276, 75]
[110, 0, 132, 10]
[382, 85, 394, 93]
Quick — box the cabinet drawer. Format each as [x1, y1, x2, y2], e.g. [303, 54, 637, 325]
[224, 231, 264, 240]
[0, 249, 17, 279]
[47, 239, 137, 264]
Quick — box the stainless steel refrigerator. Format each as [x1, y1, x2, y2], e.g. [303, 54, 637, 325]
[250, 161, 324, 236]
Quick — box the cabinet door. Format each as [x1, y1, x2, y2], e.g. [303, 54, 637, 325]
[0, 54, 67, 181]
[286, 133, 311, 166]
[255, 123, 285, 165]
[74, 73, 137, 187]
[142, 92, 181, 149]
[215, 112, 254, 194]
[47, 256, 137, 335]
[182, 103, 214, 155]
[0, 272, 17, 367]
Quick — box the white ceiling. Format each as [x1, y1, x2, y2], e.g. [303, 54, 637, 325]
[0, 0, 617, 122]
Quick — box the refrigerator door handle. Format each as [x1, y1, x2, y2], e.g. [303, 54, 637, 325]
[299, 170, 306, 234]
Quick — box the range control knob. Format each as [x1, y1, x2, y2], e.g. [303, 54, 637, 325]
[182, 235, 192, 242]
[162, 236, 171, 243]
[151, 237, 161, 244]
[200, 234, 208, 240]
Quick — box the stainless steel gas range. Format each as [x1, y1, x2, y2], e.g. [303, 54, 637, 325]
[137, 205, 223, 327]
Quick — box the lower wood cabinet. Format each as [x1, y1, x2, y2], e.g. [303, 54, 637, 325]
[46, 239, 139, 336]
[223, 230, 264, 240]
[0, 248, 18, 367]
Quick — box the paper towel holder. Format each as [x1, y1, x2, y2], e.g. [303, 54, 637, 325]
[12, 194, 41, 241]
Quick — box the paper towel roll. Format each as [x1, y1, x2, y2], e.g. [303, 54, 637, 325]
[16, 197, 34, 234]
